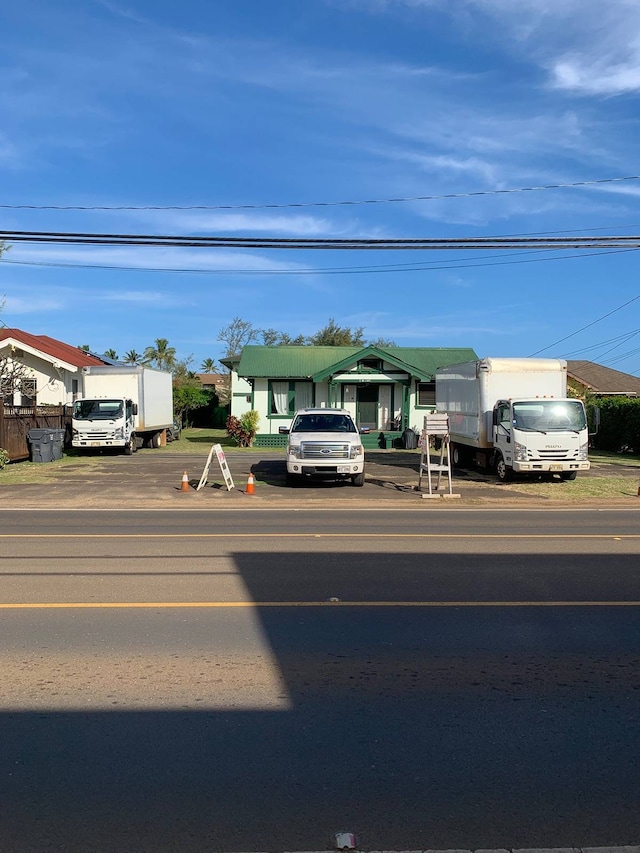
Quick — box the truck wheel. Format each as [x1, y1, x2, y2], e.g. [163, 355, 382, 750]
[351, 471, 365, 487]
[124, 436, 135, 456]
[560, 471, 577, 481]
[452, 443, 466, 467]
[495, 454, 512, 482]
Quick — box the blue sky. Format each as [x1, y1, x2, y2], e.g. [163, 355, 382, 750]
[2, 0, 640, 373]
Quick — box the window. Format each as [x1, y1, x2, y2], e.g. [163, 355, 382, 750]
[358, 357, 381, 371]
[20, 379, 36, 407]
[416, 381, 436, 407]
[0, 378, 13, 403]
[269, 381, 314, 416]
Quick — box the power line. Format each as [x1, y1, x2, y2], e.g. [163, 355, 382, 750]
[4, 229, 640, 249]
[1, 175, 639, 211]
[2, 247, 637, 276]
[530, 293, 640, 356]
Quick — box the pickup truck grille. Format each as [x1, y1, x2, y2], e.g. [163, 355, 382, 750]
[300, 442, 350, 460]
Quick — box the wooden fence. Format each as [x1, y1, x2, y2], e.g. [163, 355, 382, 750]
[0, 401, 71, 462]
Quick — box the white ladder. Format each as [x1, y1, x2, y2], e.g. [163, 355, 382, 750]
[418, 413, 452, 496]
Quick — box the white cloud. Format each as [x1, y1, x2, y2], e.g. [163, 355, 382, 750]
[2, 293, 64, 314]
[8, 245, 311, 274]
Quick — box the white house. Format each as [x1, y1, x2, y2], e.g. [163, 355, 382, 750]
[0, 328, 107, 406]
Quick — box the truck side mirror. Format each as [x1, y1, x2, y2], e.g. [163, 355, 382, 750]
[591, 406, 600, 435]
[132, 403, 138, 416]
[278, 426, 290, 435]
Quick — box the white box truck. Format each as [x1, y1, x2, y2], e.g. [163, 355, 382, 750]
[435, 357, 590, 481]
[72, 365, 173, 455]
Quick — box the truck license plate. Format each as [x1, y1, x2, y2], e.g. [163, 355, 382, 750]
[91, 442, 101, 447]
[550, 464, 562, 471]
[337, 466, 350, 473]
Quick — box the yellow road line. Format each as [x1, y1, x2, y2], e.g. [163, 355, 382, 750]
[0, 533, 639, 539]
[2, 600, 640, 609]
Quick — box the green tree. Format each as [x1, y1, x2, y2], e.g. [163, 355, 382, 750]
[308, 318, 365, 346]
[78, 344, 91, 352]
[200, 357, 217, 373]
[103, 348, 118, 360]
[124, 350, 142, 365]
[143, 338, 176, 370]
[261, 328, 306, 346]
[368, 337, 397, 347]
[172, 357, 210, 426]
[217, 317, 260, 358]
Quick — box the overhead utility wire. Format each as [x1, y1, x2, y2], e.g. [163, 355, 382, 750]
[3, 247, 637, 276]
[1, 175, 638, 211]
[530, 293, 640, 356]
[3, 230, 640, 249]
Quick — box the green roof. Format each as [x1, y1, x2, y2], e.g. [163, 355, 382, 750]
[233, 345, 478, 381]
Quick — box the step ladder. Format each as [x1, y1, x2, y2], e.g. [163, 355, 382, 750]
[418, 413, 452, 496]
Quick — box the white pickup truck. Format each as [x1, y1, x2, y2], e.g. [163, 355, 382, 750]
[280, 408, 366, 486]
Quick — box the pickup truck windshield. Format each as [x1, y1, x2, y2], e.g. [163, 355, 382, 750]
[73, 399, 124, 420]
[512, 400, 587, 432]
[291, 414, 357, 433]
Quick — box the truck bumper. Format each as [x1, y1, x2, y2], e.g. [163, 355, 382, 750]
[513, 461, 590, 474]
[286, 461, 364, 477]
[72, 439, 127, 448]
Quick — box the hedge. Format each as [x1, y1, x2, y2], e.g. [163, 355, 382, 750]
[586, 397, 640, 454]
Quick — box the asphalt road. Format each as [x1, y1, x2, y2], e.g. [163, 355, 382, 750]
[1, 508, 640, 852]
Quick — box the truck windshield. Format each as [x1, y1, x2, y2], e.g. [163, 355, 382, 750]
[512, 400, 586, 432]
[291, 414, 357, 433]
[73, 399, 124, 420]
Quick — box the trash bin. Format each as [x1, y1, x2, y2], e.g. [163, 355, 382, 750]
[49, 428, 66, 461]
[402, 427, 418, 449]
[28, 428, 65, 463]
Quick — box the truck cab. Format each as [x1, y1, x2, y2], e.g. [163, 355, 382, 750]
[493, 397, 590, 481]
[280, 407, 366, 486]
[72, 397, 138, 454]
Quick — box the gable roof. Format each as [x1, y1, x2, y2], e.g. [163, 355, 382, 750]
[567, 360, 640, 396]
[0, 329, 107, 370]
[232, 345, 478, 381]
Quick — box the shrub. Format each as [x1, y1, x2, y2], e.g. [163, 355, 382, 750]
[587, 397, 640, 454]
[0, 448, 9, 469]
[226, 410, 260, 447]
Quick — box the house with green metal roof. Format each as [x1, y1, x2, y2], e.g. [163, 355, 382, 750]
[221, 345, 478, 447]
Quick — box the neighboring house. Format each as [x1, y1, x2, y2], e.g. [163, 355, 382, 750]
[567, 360, 640, 398]
[221, 344, 478, 444]
[195, 372, 230, 402]
[0, 328, 107, 406]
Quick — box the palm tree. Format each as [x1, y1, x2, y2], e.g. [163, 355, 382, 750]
[200, 357, 217, 373]
[104, 348, 118, 360]
[124, 350, 142, 365]
[143, 338, 176, 370]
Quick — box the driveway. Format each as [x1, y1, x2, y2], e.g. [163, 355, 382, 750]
[3, 448, 639, 509]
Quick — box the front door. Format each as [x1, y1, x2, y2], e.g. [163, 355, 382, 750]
[357, 384, 378, 429]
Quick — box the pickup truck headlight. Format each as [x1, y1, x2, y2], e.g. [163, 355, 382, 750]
[514, 442, 528, 462]
[288, 444, 301, 459]
[349, 444, 363, 459]
[578, 442, 589, 461]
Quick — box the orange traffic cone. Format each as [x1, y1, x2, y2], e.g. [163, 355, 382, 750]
[179, 471, 191, 492]
[245, 473, 255, 495]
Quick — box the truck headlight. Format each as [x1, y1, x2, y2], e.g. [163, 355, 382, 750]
[349, 444, 363, 459]
[578, 442, 589, 461]
[514, 442, 528, 462]
[288, 444, 301, 459]
[114, 427, 124, 439]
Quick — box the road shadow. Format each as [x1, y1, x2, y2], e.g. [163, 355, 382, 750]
[3, 552, 640, 851]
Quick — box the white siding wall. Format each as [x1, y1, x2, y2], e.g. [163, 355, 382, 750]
[0, 352, 79, 405]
